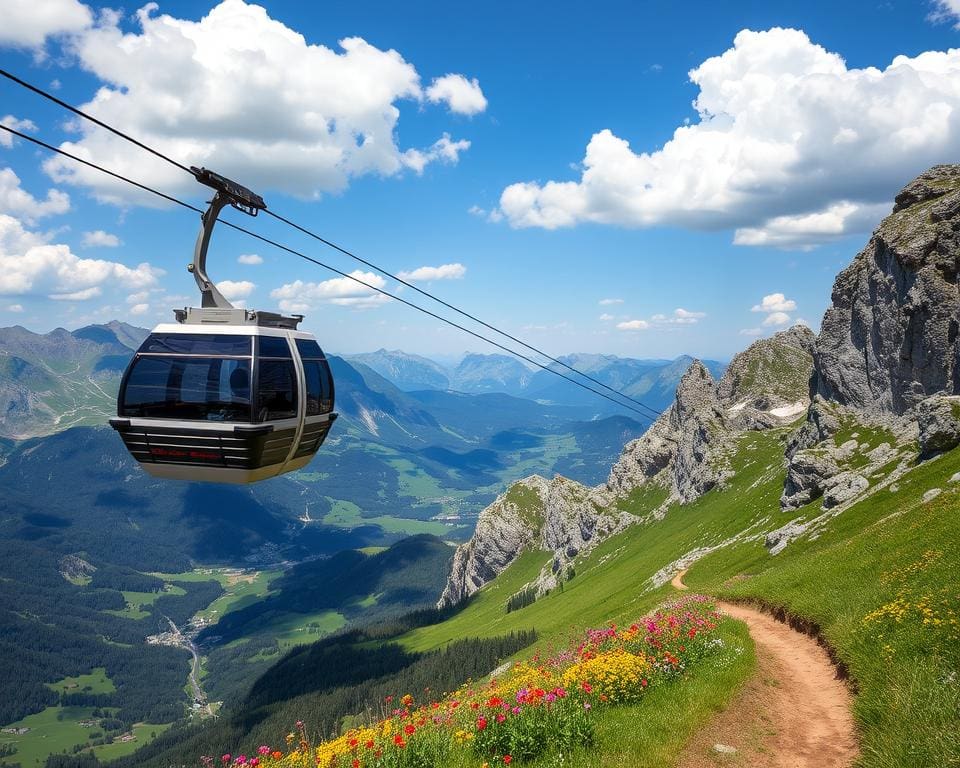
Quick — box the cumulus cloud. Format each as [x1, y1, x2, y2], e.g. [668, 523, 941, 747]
[0, 116, 38, 148]
[599, 298, 624, 306]
[397, 263, 466, 281]
[238, 253, 263, 265]
[0, 213, 161, 299]
[0, 0, 91, 48]
[496, 27, 960, 248]
[216, 280, 256, 301]
[743, 291, 798, 334]
[617, 319, 650, 331]
[82, 230, 121, 248]
[6, 304, 24, 313]
[751, 293, 797, 313]
[42, 1, 479, 204]
[270, 270, 388, 312]
[129, 302, 150, 315]
[426, 74, 488, 115]
[762, 311, 792, 327]
[0, 168, 70, 224]
[402, 134, 471, 174]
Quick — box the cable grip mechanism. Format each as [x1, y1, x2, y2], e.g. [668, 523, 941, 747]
[187, 167, 267, 309]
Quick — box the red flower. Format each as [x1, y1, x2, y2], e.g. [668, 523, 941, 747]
[477, 716, 488, 731]
[352, 761, 359, 768]
[404, 724, 415, 736]
[393, 735, 405, 748]
[364, 740, 374, 750]
[504, 756, 513, 764]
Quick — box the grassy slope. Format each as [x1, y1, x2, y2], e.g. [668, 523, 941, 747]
[400, 424, 960, 767]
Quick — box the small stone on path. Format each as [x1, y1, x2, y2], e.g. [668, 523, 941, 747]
[712, 744, 737, 755]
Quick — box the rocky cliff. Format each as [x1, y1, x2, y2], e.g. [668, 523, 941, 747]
[441, 330, 815, 606]
[814, 165, 960, 415]
[781, 165, 960, 511]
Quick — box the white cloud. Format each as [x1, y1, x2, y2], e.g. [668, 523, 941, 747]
[238, 253, 263, 265]
[43, 1, 477, 204]
[0, 168, 70, 224]
[0, 116, 38, 148]
[599, 298, 624, 306]
[216, 279, 256, 300]
[762, 311, 792, 327]
[496, 27, 960, 248]
[0, 0, 91, 48]
[599, 313, 614, 321]
[671, 307, 706, 324]
[751, 293, 797, 313]
[50, 286, 102, 301]
[930, 0, 960, 27]
[402, 134, 471, 174]
[81, 230, 121, 248]
[270, 270, 388, 312]
[0, 213, 161, 299]
[426, 74, 488, 115]
[739, 327, 764, 337]
[129, 302, 150, 315]
[616, 319, 651, 331]
[397, 263, 466, 281]
[6, 304, 24, 313]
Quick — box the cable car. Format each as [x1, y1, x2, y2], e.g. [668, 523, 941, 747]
[109, 168, 336, 483]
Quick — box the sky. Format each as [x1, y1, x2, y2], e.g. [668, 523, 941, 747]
[2, 0, 960, 362]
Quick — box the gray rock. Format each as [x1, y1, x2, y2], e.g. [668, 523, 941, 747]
[765, 519, 810, 554]
[608, 361, 729, 505]
[712, 744, 737, 755]
[812, 165, 960, 416]
[781, 449, 840, 510]
[922, 488, 942, 503]
[949, 472, 960, 484]
[917, 395, 960, 458]
[822, 472, 869, 509]
[786, 398, 841, 458]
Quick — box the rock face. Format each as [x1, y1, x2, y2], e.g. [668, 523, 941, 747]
[438, 476, 630, 608]
[717, 325, 816, 430]
[608, 361, 730, 505]
[813, 165, 960, 415]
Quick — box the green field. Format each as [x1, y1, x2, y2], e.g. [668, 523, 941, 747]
[0, 704, 171, 768]
[46, 668, 115, 695]
[103, 584, 187, 620]
[322, 498, 450, 536]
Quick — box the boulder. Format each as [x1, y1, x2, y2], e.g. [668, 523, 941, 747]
[917, 395, 960, 458]
[781, 450, 840, 510]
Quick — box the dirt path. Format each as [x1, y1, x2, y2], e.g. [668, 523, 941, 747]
[674, 572, 858, 768]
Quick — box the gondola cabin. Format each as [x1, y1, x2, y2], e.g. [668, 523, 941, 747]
[111, 308, 335, 483]
[109, 167, 337, 483]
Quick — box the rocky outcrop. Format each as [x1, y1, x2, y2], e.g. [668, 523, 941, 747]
[608, 361, 730, 505]
[717, 325, 816, 430]
[813, 165, 960, 415]
[438, 475, 631, 608]
[917, 395, 960, 458]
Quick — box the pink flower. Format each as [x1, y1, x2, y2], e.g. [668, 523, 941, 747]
[258, 746, 270, 755]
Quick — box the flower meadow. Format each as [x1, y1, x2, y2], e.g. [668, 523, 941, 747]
[206, 595, 729, 768]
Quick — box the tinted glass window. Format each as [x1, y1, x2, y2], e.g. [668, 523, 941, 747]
[120, 357, 251, 421]
[257, 360, 297, 420]
[303, 359, 334, 415]
[295, 339, 324, 359]
[258, 336, 292, 359]
[138, 334, 252, 356]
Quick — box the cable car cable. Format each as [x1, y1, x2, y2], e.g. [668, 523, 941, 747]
[0, 67, 663, 419]
[0, 123, 659, 423]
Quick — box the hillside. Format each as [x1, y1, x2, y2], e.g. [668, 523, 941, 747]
[154, 165, 960, 768]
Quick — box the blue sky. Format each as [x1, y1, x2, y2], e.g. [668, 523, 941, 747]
[1, 0, 959, 361]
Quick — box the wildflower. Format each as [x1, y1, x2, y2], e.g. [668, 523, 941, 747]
[271, 752, 282, 761]
[401, 694, 414, 707]
[221, 756, 231, 765]
[393, 734, 405, 748]
[504, 756, 513, 764]
[404, 724, 415, 736]
[477, 716, 488, 731]
[257, 746, 270, 756]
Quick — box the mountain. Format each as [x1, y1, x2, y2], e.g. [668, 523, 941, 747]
[0, 322, 149, 439]
[449, 353, 535, 394]
[343, 349, 450, 391]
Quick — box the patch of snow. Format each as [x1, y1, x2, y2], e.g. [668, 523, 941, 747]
[769, 400, 807, 419]
[728, 400, 748, 413]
